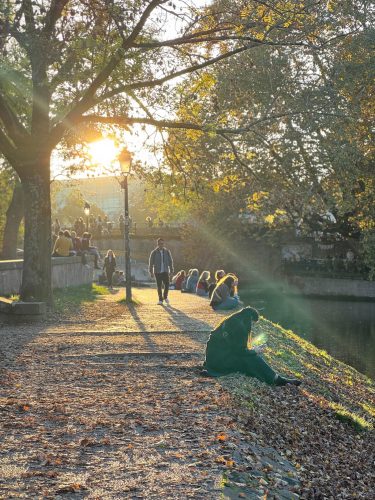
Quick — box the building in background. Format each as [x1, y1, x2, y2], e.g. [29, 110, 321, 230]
[54, 176, 149, 225]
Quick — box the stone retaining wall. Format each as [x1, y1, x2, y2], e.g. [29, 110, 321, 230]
[0, 256, 94, 296]
[287, 275, 375, 299]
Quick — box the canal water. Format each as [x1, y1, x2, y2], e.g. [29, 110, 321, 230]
[241, 292, 375, 379]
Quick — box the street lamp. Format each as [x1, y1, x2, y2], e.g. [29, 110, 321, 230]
[118, 147, 133, 303]
[84, 202, 90, 232]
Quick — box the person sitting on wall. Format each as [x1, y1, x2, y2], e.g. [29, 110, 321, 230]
[196, 270, 211, 296]
[96, 216, 103, 238]
[52, 230, 74, 257]
[210, 273, 239, 310]
[203, 306, 302, 386]
[208, 269, 225, 298]
[112, 270, 126, 286]
[81, 232, 101, 269]
[77, 217, 85, 236]
[71, 231, 82, 255]
[181, 268, 199, 293]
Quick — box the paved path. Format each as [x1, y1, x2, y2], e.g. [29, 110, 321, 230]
[0, 289, 246, 499]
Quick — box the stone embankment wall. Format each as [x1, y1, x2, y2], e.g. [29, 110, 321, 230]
[287, 275, 375, 299]
[0, 257, 94, 296]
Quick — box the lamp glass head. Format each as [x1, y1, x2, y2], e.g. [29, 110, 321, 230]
[84, 202, 90, 216]
[119, 148, 132, 174]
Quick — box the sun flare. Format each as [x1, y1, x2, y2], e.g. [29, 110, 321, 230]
[88, 139, 118, 168]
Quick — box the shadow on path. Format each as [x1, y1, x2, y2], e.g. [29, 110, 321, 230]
[163, 302, 222, 348]
[0, 323, 45, 368]
[63, 352, 202, 363]
[127, 304, 158, 352]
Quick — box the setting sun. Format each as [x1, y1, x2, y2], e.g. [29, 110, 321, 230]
[88, 138, 118, 168]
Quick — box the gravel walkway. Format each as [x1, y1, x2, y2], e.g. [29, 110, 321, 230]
[1, 288, 298, 499]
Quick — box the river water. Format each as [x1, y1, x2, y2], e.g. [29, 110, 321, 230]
[241, 292, 375, 379]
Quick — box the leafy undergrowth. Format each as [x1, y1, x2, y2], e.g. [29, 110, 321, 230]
[219, 317, 374, 498]
[53, 284, 108, 314]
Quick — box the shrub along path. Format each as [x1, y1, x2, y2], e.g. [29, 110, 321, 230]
[0, 287, 374, 498]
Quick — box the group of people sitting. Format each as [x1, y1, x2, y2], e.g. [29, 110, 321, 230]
[52, 230, 101, 268]
[171, 269, 241, 311]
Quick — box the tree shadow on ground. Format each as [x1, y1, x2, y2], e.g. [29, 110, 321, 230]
[0, 322, 45, 368]
[127, 304, 159, 352]
[163, 301, 229, 347]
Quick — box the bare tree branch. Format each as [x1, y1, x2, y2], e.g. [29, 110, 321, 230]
[77, 110, 320, 134]
[0, 127, 17, 163]
[218, 132, 261, 181]
[95, 45, 251, 104]
[132, 35, 318, 49]
[0, 92, 30, 145]
[22, 0, 36, 32]
[50, 0, 166, 145]
[42, 0, 70, 36]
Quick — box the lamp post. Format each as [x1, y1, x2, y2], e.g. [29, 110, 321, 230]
[118, 147, 133, 303]
[84, 202, 90, 232]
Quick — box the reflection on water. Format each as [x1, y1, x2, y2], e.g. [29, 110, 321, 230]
[242, 292, 375, 379]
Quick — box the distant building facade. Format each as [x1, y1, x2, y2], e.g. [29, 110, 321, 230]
[55, 176, 148, 224]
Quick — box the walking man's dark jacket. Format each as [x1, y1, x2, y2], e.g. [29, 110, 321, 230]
[149, 247, 174, 274]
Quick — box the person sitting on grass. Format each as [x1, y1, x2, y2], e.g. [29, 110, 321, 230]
[180, 269, 191, 291]
[196, 270, 211, 296]
[210, 273, 239, 310]
[203, 307, 302, 386]
[171, 270, 186, 290]
[182, 268, 199, 293]
[208, 269, 225, 298]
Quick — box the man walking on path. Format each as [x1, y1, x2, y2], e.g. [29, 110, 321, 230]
[149, 237, 174, 305]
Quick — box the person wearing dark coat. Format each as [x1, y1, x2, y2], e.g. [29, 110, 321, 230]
[149, 237, 174, 305]
[82, 232, 101, 269]
[204, 307, 302, 386]
[103, 250, 116, 289]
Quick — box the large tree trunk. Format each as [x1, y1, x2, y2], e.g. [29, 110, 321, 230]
[1, 180, 24, 260]
[20, 160, 52, 304]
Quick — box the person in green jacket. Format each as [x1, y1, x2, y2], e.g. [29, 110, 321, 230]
[204, 307, 302, 386]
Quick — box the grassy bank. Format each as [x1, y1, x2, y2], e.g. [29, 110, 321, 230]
[219, 317, 374, 497]
[53, 284, 109, 314]
[260, 318, 372, 428]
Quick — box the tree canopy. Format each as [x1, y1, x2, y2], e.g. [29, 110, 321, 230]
[0, 0, 374, 299]
[144, 5, 374, 273]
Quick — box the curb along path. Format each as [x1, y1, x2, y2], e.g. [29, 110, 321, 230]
[0, 288, 300, 499]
